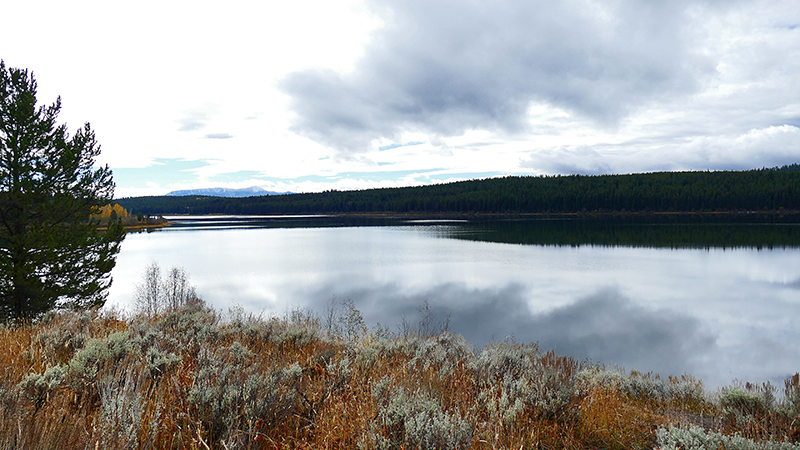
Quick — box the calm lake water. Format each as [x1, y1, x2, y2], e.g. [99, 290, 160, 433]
[106, 215, 800, 390]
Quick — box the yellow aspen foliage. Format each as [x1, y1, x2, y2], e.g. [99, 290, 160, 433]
[92, 203, 130, 222]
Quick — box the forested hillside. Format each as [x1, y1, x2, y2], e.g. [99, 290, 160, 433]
[118, 168, 800, 216]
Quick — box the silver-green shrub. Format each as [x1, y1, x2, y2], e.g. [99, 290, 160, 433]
[16, 365, 66, 410]
[718, 381, 778, 433]
[96, 367, 146, 450]
[720, 383, 776, 417]
[68, 330, 139, 381]
[270, 322, 321, 348]
[624, 370, 668, 399]
[356, 340, 381, 372]
[577, 367, 706, 405]
[223, 307, 323, 348]
[472, 342, 581, 422]
[224, 305, 270, 340]
[188, 343, 302, 443]
[577, 366, 625, 391]
[472, 341, 536, 381]
[31, 310, 93, 364]
[656, 424, 800, 450]
[409, 332, 474, 376]
[478, 374, 526, 426]
[159, 302, 221, 348]
[668, 374, 706, 404]
[144, 346, 181, 378]
[368, 335, 421, 360]
[367, 386, 473, 450]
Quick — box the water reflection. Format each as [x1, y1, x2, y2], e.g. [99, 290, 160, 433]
[427, 217, 800, 249]
[109, 216, 800, 389]
[159, 214, 800, 249]
[333, 284, 718, 378]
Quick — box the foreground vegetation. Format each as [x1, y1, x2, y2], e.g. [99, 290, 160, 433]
[118, 166, 800, 216]
[2, 299, 799, 449]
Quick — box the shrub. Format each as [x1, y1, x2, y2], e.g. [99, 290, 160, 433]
[134, 262, 198, 317]
[31, 310, 94, 365]
[472, 342, 582, 422]
[472, 341, 536, 381]
[656, 424, 800, 450]
[578, 367, 707, 411]
[720, 383, 776, 418]
[96, 367, 146, 449]
[158, 300, 221, 348]
[68, 330, 139, 381]
[367, 386, 473, 450]
[188, 343, 303, 444]
[668, 374, 707, 409]
[409, 332, 473, 376]
[324, 298, 367, 343]
[16, 365, 66, 411]
[143, 346, 181, 378]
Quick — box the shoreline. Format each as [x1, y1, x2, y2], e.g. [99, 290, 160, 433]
[156, 210, 800, 220]
[97, 221, 174, 232]
[123, 221, 174, 231]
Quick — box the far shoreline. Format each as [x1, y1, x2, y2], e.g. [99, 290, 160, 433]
[155, 209, 800, 221]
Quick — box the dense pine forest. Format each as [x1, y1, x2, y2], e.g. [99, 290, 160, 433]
[118, 167, 800, 216]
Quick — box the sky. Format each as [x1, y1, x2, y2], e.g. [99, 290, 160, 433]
[1, 0, 799, 198]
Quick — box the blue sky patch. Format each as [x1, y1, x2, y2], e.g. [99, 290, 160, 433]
[111, 158, 212, 188]
[378, 141, 424, 151]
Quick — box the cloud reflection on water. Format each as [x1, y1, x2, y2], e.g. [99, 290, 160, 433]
[305, 282, 717, 381]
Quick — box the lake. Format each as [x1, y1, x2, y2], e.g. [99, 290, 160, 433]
[106, 215, 800, 390]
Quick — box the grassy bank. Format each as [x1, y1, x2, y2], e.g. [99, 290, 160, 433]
[2, 300, 799, 449]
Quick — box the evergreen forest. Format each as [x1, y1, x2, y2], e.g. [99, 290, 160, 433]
[118, 167, 800, 216]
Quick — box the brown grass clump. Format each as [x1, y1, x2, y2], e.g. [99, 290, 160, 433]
[1, 300, 799, 449]
[579, 385, 662, 450]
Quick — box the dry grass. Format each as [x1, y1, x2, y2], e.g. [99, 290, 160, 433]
[1, 301, 799, 450]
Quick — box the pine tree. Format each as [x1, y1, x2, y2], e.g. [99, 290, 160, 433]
[0, 61, 125, 321]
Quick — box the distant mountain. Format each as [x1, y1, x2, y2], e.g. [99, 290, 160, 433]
[165, 186, 292, 198]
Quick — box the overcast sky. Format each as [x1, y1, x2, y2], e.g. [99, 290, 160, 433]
[2, 0, 799, 197]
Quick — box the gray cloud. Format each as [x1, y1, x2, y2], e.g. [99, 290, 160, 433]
[521, 145, 614, 175]
[205, 133, 234, 140]
[524, 289, 717, 376]
[304, 282, 716, 378]
[518, 124, 800, 175]
[281, 0, 722, 154]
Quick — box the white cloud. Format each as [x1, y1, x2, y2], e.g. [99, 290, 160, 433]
[521, 145, 614, 175]
[676, 125, 800, 170]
